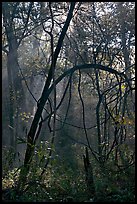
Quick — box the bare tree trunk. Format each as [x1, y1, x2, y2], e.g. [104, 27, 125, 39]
[3, 3, 24, 152]
[83, 147, 95, 199]
[18, 2, 76, 190]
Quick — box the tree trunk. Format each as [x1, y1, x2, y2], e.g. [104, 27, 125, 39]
[3, 3, 25, 151]
[83, 147, 95, 199]
[18, 2, 76, 190]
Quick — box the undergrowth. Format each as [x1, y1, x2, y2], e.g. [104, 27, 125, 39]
[2, 145, 135, 202]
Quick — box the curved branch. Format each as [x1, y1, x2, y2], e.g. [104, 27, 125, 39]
[48, 63, 130, 97]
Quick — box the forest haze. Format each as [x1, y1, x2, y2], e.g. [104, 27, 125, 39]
[2, 2, 135, 202]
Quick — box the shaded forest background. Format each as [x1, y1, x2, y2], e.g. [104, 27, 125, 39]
[2, 2, 135, 202]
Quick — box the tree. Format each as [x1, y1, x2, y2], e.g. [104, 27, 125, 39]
[18, 2, 76, 189]
[2, 2, 51, 162]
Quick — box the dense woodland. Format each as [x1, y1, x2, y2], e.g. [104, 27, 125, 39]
[2, 2, 135, 202]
